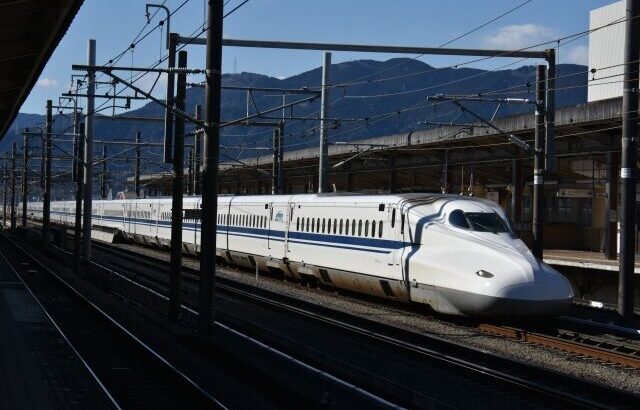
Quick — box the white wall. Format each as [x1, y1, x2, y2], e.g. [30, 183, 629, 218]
[588, 1, 625, 102]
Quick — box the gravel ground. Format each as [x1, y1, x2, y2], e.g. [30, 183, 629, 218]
[110, 241, 640, 395]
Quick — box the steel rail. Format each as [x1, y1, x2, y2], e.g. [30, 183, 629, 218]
[35, 233, 404, 409]
[90, 241, 621, 410]
[0, 233, 228, 410]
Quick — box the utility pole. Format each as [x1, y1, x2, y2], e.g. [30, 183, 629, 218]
[199, 0, 223, 336]
[42, 99, 52, 244]
[532, 65, 546, 259]
[100, 145, 107, 199]
[169, 50, 187, 321]
[10, 143, 16, 230]
[164, 33, 178, 163]
[40, 129, 44, 190]
[545, 48, 556, 174]
[278, 122, 284, 194]
[194, 105, 202, 195]
[618, 0, 640, 320]
[318, 51, 331, 193]
[21, 128, 29, 228]
[135, 132, 141, 198]
[83, 39, 96, 261]
[74, 124, 85, 270]
[71, 99, 79, 183]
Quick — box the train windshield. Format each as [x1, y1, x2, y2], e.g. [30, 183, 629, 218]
[448, 210, 510, 233]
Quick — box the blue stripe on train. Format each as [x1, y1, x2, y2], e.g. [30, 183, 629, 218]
[46, 210, 402, 254]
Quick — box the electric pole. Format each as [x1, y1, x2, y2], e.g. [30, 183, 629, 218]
[318, 51, 331, 193]
[169, 50, 187, 321]
[199, 0, 223, 336]
[42, 100, 52, 244]
[532, 65, 546, 259]
[618, 0, 640, 320]
[21, 128, 29, 228]
[135, 132, 141, 198]
[83, 39, 96, 261]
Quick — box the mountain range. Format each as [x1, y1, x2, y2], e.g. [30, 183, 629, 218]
[4, 58, 588, 161]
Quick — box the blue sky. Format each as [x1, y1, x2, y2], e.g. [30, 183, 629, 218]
[22, 0, 616, 114]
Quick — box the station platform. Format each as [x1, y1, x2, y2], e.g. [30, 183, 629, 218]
[543, 249, 640, 274]
[0, 253, 114, 409]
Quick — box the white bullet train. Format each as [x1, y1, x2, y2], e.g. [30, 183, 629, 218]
[26, 193, 574, 316]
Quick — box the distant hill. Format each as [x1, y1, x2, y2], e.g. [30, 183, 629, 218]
[4, 58, 587, 159]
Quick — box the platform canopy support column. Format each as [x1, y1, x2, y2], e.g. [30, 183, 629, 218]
[510, 159, 522, 228]
[604, 151, 619, 260]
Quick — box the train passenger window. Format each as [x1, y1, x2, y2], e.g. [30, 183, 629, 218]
[378, 221, 383, 238]
[296, 217, 300, 231]
[351, 219, 356, 236]
[322, 218, 326, 233]
[364, 220, 369, 237]
[391, 209, 396, 227]
[333, 218, 337, 234]
[358, 220, 363, 236]
[327, 218, 331, 233]
[371, 220, 376, 238]
[344, 220, 347, 235]
[311, 218, 315, 232]
[401, 214, 405, 235]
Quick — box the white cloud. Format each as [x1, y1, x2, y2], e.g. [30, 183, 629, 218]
[36, 78, 58, 88]
[564, 45, 588, 66]
[483, 24, 557, 50]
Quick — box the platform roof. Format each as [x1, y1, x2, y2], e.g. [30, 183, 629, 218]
[0, 0, 84, 140]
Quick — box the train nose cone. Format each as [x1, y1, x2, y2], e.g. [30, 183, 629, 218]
[495, 261, 574, 316]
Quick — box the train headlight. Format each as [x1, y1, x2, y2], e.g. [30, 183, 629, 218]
[475, 270, 494, 278]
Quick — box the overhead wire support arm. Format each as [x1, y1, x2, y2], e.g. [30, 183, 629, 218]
[177, 37, 549, 59]
[62, 92, 146, 100]
[221, 95, 318, 128]
[99, 70, 201, 125]
[71, 64, 205, 75]
[426, 95, 532, 151]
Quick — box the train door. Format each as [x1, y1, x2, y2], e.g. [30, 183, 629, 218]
[390, 204, 402, 266]
[268, 201, 288, 259]
[194, 198, 201, 251]
[266, 202, 273, 250]
[285, 203, 295, 254]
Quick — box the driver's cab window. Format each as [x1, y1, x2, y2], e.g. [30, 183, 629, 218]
[449, 209, 471, 229]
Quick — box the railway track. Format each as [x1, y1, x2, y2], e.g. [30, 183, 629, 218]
[10, 230, 408, 409]
[0, 233, 226, 410]
[82, 239, 639, 409]
[92, 240, 640, 370]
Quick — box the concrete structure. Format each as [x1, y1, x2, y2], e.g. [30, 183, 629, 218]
[588, 1, 626, 102]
